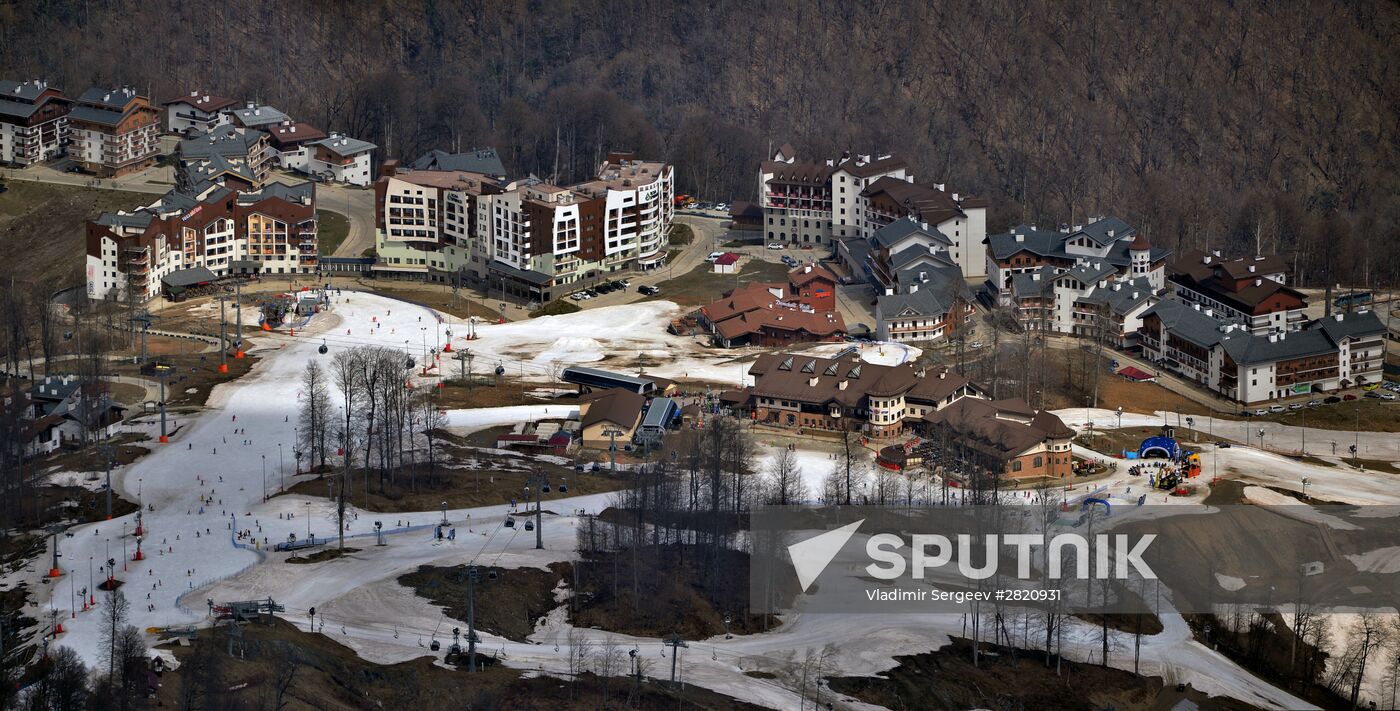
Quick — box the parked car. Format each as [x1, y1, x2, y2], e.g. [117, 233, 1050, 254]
[1306, 399, 1321, 407]
[1344, 394, 1358, 401]
[1364, 390, 1383, 399]
[1325, 396, 1342, 404]
[767, 243, 784, 250]
[1381, 392, 1398, 400]
[1288, 402, 1304, 410]
[570, 293, 585, 301]
[1267, 404, 1286, 413]
[706, 251, 725, 262]
[1252, 408, 1269, 416]
[1215, 441, 1232, 448]
[638, 285, 660, 296]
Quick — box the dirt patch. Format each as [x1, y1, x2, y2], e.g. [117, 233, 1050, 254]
[653, 261, 792, 307]
[0, 181, 150, 287]
[153, 616, 761, 710]
[279, 456, 628, 513]
[827, 638, 1257, 711]
[38, 433, 151, 474]
[399, 563, 568, 642]
[109, 351, 261, 408]
[286, 547, 359, 564]
[570, 543, 789, 639]
[431, 378, 568, 409]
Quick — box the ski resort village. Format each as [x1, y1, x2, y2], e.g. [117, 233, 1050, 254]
[1, 68, 1398, 711]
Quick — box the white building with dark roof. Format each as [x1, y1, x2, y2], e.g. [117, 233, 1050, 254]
[308, 133, 376, 186]
[161, 91, 238, 134]
[0, 79, 70, 165]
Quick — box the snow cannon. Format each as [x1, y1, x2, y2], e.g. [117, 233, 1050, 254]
[261, 322, 272, 332]
[443, 341, 452, 352]
[289, 328, 295, 337]
[53, 621, 64, 634]
[159, 435, 169, 444]
[47, 565, 61, 578]
[132, 539, 144, 561]
[235, 350, 245, 359]
[218, 363, 229, 373]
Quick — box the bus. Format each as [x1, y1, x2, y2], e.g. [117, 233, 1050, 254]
[1335, 291, 1372, 308]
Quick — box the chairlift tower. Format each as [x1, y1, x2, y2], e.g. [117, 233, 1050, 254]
[664, 632, 688, 684]
[603, 428, 624, 472]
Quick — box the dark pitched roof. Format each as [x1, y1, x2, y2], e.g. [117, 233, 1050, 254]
[748, 352, 971, 407]
[761, 160, 835, 185]
[871, 217, 951, 249]
[67, 105, 124, 126]
[922, 398, 1070, 458]
[77, 87, 141, 109]
[162, 92, 237, 112]
[409, 148, 506, 177]
[836, 154, 908, 178]
[1141, 299, 1228, 348]
[0, 79, 50, 101]
[860, 177, 966, 226]
[580, 388, 646, 429]
[162, 267, 218, 288]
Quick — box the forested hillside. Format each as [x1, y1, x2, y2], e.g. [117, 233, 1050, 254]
[1, 0, 1396, 286]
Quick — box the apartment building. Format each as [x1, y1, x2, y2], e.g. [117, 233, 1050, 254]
[760, 145, 988, 277]
[86, 181, 318, 302]
[66, 87, 160, 176]
[226, 103, 289, 130]
[161, 91, 238, 134]
[1167, 250, 1304, 335]
[266, 121, 327, 172]
[175, 125, 271, 191]
[863, 219, 976, 343]
[1139, 298, 1386, 404]
[748, 351, 984, 438]
[0, 79, 70, 165]
[372, 151, 673, 301]
[308, 133, 375, 186]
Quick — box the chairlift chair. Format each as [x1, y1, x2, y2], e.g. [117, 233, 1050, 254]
[524, 520, 534, 531]
[430, 639, 440, 651]
[558, 481, 568, 493]
[504, 518, 515, 529]
[541, 484, 551, 494]
[488, 569, 498, 580]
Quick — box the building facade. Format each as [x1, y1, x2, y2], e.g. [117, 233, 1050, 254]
[758, 145, 988, 277]
[748, 352, 984, 439]
[161, 91, 238, 134]
[0, 79, 70, 165]
[67, 87, 160, 176]
[372, 151, 674, 300]
[86, 181, 318, 302]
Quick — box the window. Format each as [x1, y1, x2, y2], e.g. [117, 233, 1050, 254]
[1034, 456, 1043, 467]
[1011, 461, 1022, 472]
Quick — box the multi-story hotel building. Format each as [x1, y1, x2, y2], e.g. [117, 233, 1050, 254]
[761, 145, 989, 277]
[67, 87, 160, 176]
[373, 151, 673, 302]
[0, 79, 70, 165]
[86, 181, 318, 302]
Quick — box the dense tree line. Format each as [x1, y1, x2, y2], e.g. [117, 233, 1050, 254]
[0, 1, 1394, 285]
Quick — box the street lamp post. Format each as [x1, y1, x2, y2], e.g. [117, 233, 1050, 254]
[262, 455, 267, 501]
[1258, 428, 1266, 451]
[279, 443, 284, 492]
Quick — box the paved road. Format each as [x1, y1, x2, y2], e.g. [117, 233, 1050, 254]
[556, 213, 724, 309]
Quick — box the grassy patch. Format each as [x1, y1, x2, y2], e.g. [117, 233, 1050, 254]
[667, 223, 694, 245]
[529, 299, 580, 317]
[653, 260, 791, 307]
[279, 456, 629, 513]
[316, 209, 350, 255]
[0, 181, 149, 288]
